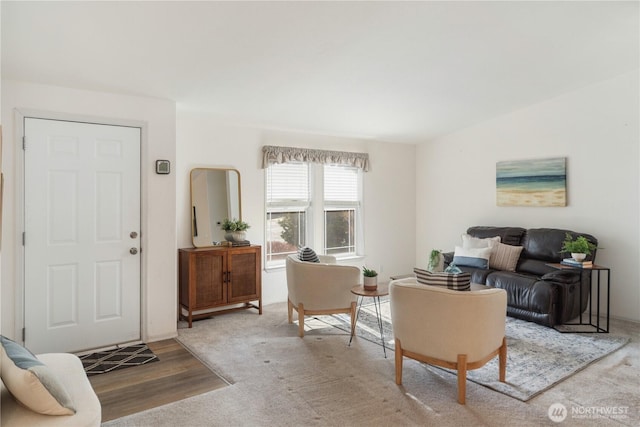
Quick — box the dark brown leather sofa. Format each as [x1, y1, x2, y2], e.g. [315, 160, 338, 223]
[443, 226, 598, 327]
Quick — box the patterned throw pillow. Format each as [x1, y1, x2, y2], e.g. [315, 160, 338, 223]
[490, 242, 524, 272]
[453, 246, 492, 269]
[414, 268, 471, 291]
[298, 247, 320, 263]
[0, 335, 76, 415]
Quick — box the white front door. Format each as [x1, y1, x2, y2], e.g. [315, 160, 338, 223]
[24, 118, 141, 353]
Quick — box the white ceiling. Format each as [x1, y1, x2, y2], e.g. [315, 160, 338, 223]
[2, 1, 638, 143]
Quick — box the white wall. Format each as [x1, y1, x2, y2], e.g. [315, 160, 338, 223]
[177, 112, 417, 305]
[417, 71, 640, 322]
[0, 3, 3, 337]
[1, 80, 178, 342]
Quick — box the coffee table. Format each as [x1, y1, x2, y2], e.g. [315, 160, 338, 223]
[348, 283, 389, 358]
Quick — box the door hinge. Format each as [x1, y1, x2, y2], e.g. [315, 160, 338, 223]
[22, 328, 26, 341]
[22, 232, 25, 246]
[22, 136, 26, 150]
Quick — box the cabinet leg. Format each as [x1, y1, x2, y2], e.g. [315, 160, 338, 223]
[178, 306, 194, 328]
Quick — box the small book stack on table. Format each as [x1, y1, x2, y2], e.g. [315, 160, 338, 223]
[560, 258, 593, 268]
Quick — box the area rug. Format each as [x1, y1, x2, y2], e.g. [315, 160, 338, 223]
[307, 298, 629, 402]
[79, 343, 159, 376]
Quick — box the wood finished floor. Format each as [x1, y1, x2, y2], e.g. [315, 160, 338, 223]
[88, 338, 229, 422]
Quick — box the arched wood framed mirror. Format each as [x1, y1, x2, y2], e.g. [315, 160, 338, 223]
[190, 168, 241, 247]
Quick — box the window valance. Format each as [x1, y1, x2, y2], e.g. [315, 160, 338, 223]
[262, 145, 370, 172]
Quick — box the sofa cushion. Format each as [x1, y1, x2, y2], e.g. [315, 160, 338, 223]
[490, 242, 523, 272]
[517, 258, 556, 276]
[467, 226, 526, 246]
[485, 272, 556, 317]
[522, 228, 598, 262]
[414, 268, 471, 291]
[456, 265, 496, 284]
[298, 247, 320, 263]
[521, 228, 567, 262]
[0, 336, 76, 415]
[453, 246, 491, 269]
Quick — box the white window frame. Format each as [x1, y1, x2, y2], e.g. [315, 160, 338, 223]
[265, 163, 312, 268]
[265, 163, 363, 269]
[322, 165, 362, 258]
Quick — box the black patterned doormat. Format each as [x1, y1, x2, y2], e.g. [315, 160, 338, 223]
[79, 343, 159, 376]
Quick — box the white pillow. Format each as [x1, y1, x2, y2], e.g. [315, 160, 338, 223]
[490, 242, 523, 272]
[453, 246, 492, 269]
[461, 234, 501, 249]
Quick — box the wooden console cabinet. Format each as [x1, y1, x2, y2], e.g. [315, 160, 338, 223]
[179, 245, 262, 327]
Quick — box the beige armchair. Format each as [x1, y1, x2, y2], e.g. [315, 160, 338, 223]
[286, 254, 360, 337]
[1, 353, 101, 426]
[390, 278, 507, 404]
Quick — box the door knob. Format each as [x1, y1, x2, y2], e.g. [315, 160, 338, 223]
[130, 231, 138, 239]
[130, 248, 138, 255]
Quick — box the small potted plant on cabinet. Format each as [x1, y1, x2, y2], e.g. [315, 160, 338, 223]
[561, 233, 596, 262]
[362, 266, 378, 291]
[220, 218, 250, 242]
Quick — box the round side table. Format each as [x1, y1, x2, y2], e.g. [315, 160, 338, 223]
[349, 283, 390, 358]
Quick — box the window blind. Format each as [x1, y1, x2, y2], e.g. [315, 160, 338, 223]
[266, 162, 309, 203]
[324, 166, 358, 202]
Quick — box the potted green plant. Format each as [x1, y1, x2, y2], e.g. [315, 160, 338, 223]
[220, 218, 250, 242]
[560, 233, 596, 261]
[427, 249, 444, 272]
[362, 266, 378, 291]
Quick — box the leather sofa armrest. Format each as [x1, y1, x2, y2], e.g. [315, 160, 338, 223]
[541, 270, 579, 284]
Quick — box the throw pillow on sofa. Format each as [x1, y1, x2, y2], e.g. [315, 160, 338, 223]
[414, 267, 471, 291]
[489, 242, 524, 272]
[0, 335, 76, 415]
[453, 246, 492, 269]
[298, 247, 320, 263]
[461, 234, 500, 250]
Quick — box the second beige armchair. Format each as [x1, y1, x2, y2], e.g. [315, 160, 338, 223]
[286, 254, 360, 337]
[390, 278, 508, 404]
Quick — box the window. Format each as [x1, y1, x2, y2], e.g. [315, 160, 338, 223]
[324, 165, 359, 256]
[265, 162, 362, 268]
[265, 163, 310, 266]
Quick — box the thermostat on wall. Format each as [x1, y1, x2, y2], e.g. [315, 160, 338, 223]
[156, 160, 170, 174]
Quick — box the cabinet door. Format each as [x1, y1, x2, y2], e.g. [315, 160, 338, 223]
[194, 250, 226, 308]
[227, 247, 261, 303]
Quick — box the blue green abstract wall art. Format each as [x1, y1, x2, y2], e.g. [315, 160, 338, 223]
[496, 157, 566, 207]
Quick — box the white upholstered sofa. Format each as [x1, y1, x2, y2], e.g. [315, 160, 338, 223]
[1, 352, 101, 426]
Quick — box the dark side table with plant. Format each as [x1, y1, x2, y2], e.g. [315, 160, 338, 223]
[551, 233, 608, 333]
[546, 263, 610, 333]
